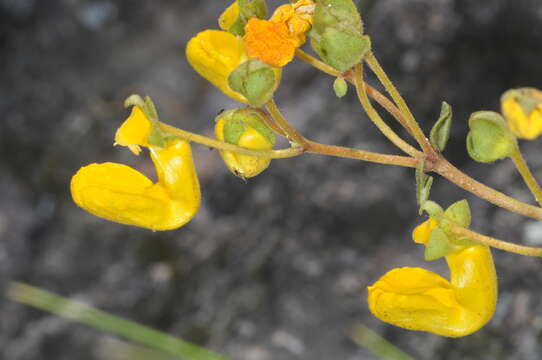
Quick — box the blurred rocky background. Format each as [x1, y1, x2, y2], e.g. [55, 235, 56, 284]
[1, 0, 542, 359]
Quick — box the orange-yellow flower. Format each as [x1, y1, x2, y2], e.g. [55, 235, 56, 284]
[244, 18, 296, 68]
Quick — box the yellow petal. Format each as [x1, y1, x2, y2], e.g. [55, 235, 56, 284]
[412, 217, 437, 245]
[71, 141, 200, 231]
[114, 106, 153, 155]
[215, 117, 273, 178]
[368, 245, 497, 337]
[502, 97, 542, 140]
[218, 1, 239, 31]
[186, 30, 248, 103]
[244, 18, 296, 67]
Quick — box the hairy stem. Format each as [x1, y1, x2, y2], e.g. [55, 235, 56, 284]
[365, 52, 434, 154]
[354, 64, 423, 157]
[265, 99, 308, 147]
[450, 224, 542, 257]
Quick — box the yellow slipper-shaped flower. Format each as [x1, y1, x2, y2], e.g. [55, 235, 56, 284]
[368, 218, 497, 337]
[71, 105, 200, 231]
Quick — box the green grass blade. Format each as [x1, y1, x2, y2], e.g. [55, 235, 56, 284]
[8, 282, 233, 360]
[351, 324, 414, 360]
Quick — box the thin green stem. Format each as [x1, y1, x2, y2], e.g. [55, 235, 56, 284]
[450, 224, 542, 257]
[365, 52, 434, 154]
[511, 147, 542, 206]
[158, 122, 303, 159]
[354, 63, 422, 157]
[265, 99, 308, 146]
[295, 49, 415, 137]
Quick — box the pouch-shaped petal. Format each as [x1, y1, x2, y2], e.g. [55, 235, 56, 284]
[368, 244, 497, 337]
[186, 30, 248, 103]
[114, 105, 153, 155]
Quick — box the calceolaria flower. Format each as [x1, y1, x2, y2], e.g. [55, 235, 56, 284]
[215, 108, 276, 178]
[368, 201, 498, 337]
[501, 88, 542, 140]
[71, 100, 201, 231]
[186, 29, 249, 103]
[243, 0, 315, 67]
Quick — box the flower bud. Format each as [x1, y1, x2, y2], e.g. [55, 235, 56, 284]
[466, 111, 516, 163]
[228, 59, 280, 107]
[333, 77, 348, 98]
[215, 108, 276, 178]
[501, 88, 542, 140]
[310, 0, 370, 71]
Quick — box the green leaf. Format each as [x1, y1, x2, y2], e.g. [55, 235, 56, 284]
[415, 160, 434, 213]
[429, 102, 452, 152]
[8, 282, 232, 360]
[444, 199, 471, 228]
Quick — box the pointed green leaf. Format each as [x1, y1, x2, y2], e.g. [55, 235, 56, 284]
[430, 102, 452, 152]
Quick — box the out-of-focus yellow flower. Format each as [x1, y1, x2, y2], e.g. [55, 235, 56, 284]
[219, 1, 240, 31]
[71, 106, 201, 231]
[501, 88, 542, 140]
[186, 30, 249, 103]
[368, 219, 497, 337]
[215, 109, 275, 178]
[243, 0, 314, 67]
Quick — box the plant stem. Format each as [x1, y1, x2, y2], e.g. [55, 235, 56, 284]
[433, 156, 542, 220]
[265, 99, 308, 147]
[353, 63, 423, 158]
[158, 122, 303, 159]
[365, 52, 434, 154]
[450, 224, 542, 257]
[510, 147, 542, 207]
[295, 49, 415, 137]
[305, 140, 418, 167]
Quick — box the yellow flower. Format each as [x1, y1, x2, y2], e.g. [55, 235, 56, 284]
[270, 0, 314, 47]
[71, 106, 201, 231]
[243, 0, 314, 67]
[215, 110, 275, 178]
[368, 219, 497, 337]
[218, 1, 240, 31]
[186, 30, 249, 103]
[501, 88, 542, 140]
[114, 105, 152, 155]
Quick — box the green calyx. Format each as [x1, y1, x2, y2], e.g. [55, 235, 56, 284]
[229, 0, 268, 36]
[310, 0, 370, 72]
[466, 111, 517, 163]
[422, 200, 474, 261]
[228, 59, 278, 107]
[218, 108, 276, 146]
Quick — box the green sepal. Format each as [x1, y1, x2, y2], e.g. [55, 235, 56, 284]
[147, 125, 166, 147]
[238, 0, 268, 22]
[310, 30, 371, 72]
[501, 88, 542, 115]
[223, 116, 245, 145]
[312, 0, 363, 34]
[124, 94, 160, 122]
[228, 18, 246, 37]
[424, 227, 456, 261]
[430, 102, 452, 152]
[415, 160, 433, 213]
[228, 59, 278, 107]
[444, 199, 471, 228]
[420, 200, 443, 218]
[466, 111, 516, 163]
[333, 77, 348, 98]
